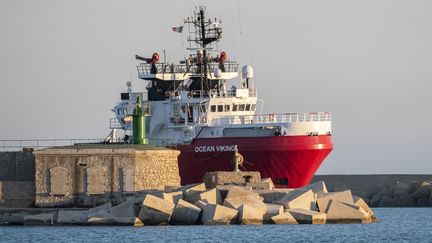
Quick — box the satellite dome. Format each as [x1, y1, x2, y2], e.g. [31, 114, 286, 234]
[241, 65, 254, 79]
[214, 67, 222, 78]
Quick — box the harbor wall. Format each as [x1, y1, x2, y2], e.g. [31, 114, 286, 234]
[1, 151, 431, 208]
[33, 145, 181, 207]
[312, 174, 432, 207]
[0, 151, 35, 207]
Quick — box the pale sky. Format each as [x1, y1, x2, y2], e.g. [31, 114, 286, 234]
[0, 0, 431, 174]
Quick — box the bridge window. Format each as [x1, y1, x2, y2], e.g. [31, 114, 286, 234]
[251, 104, 256, 111]
[217, 105, 223, 112]
[233, 104, 238, 111]
[211, 105, 216, 112]
[246, 104, 251, 111]
[224, 105, 230, 111]
[239, 104, 245, 111]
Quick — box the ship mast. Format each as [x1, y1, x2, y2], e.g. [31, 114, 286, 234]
[185, 6, 222, 94]
[200, 8, 208, 93]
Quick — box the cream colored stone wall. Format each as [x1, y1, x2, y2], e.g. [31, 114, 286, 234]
[34, 146, 180, 207]
[135, 150, 181, 191]
[203, 171, 261, 188]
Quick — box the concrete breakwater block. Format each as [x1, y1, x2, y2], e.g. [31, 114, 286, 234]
[271, 211, 298, 225]
[23, 213, 54, 225]
[226, 186, 260, 200]
[263, 203, 284, 223]
[274, 189, 315, 211]
[302, 181, 328, 195]
[317, 190, 354, 213]
[411, 181, 432, 203]
[185, 188, 222, 205]
[86, 202, 138, 225]
[138, 194, 174, 225]
[237, 204, 264, 225]
[325, 200, 368, 223]
[137, 189, 179, 204]
[88, 202, 112, 218]
[1, 174, 379, 226]
[200, 188, 223, 205]
[353, 196, 374, 218]
[134, 217, 144, 227]
[109, 200, 138, 219]
[57, 211, 88, 224]
[286, 209, 326, 224]
[183, 183, 207, 198]
[200, 204, 238, 225]
[165, 185, 182, 192]
[216, 185, 253, 200]
[164, 191, 184, 205]
[87, 210, 116, 225]
[261, 178, 275, 190]
[223, 195, 267, 213]
[246, 181, 273, 191]
[255, 190, 290, 203]
[194, 200, 208, 210]
[170, 199, 201, 225]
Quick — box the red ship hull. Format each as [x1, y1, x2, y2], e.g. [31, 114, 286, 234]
[177, 135, 333, 188]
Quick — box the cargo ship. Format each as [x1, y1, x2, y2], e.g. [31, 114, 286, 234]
[110, 6, 333, 188]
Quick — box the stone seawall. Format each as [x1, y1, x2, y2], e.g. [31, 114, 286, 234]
[33, 144, 181, 207]
[1, 150, 431, 208]
[312, 175, 432, 207]
[0, 151, 35, 207]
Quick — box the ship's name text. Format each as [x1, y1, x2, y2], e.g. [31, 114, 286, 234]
[194, 145, 236, 153]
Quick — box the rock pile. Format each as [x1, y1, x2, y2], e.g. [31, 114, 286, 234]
[21, 179, 376, 225]
[368, 180, 432, 207]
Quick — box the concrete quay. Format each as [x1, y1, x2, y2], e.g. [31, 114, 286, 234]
[0, 174, 377, 226]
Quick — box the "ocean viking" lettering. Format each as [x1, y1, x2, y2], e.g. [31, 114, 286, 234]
[194, 145, 236, 153]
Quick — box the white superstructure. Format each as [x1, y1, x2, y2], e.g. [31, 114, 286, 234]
[109, 6, 331, 146]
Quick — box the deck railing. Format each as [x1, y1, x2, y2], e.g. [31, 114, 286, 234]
[0, 139, 104, 151]
[210, 112, 331, 126]
[0, 138, 186, 151]
[137, 61, 239, 76]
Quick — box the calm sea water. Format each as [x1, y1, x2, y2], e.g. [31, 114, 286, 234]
[0, 208, 431, 243]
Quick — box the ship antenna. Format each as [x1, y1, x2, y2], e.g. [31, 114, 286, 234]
[185, 6, 222, 94]
[199, 7, 209, 93]
[128, 70, 133, 93]
[237, 0, 244, 65]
